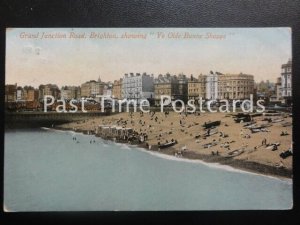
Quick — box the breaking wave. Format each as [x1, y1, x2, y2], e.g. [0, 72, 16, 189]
[135, 147, 292, 184]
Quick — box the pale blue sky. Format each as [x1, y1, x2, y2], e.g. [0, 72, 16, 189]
[6, 28, 291, 87]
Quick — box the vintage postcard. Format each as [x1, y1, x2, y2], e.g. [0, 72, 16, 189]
[4, 28, 293, 211]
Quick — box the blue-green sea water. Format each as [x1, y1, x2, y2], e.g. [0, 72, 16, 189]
[4, 128, 292, 211]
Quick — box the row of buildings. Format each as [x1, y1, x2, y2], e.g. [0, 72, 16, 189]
[118, 72, 255, 106]
[253, 59, 292, 106]
[274, 59, 292, 105]
[5, 60, 292, 106]
[5, 77, 112, 103]
[5, 72, 255, 105]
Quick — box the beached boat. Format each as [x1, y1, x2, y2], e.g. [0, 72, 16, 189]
[234, 116, 251, 123]
[248, 123, 272, 132]
[224, 148, 244, 158]
[250, 127, 271, 133]
[232, 112, 248, 118]
[243, 121, 256, 126]
[261, 123, 273, 128]
[272, 118, 284, 123]
[266, 143, 280, 150]
[159, 140, 177, 149]
[243, 121, 256, 127]
[280, 149, 293, 159]
[250, 113, 263, 117]
[263, 111, 282, 116]
[250, 128, 261, 133]
[244, 124, 257, 129]
[202, 121, 221, 129]
[281, 121, 292, 127]
[202, 141, 218, 148]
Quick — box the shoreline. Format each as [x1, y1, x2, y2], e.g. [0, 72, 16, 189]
[53, 125, 292, 179]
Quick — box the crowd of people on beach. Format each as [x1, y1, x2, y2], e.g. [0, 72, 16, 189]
[66, 108, 292, 171]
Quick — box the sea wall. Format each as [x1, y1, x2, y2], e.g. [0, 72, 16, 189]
[5, 111, 116, 128]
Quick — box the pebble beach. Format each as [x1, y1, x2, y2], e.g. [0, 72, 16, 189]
[56, 111, 293, 178]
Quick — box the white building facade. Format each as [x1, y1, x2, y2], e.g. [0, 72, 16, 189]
[103, 82, 113, 97]
[122, 73, 154, 104]
[280, 59, 292, 104]
[16, 88, 24, 101]
[206, 72, 218, 100]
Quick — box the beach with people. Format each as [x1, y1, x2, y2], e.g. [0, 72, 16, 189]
[56, 110, 293, 178]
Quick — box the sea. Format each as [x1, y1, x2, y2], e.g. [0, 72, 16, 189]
[4, 128, 293, 211]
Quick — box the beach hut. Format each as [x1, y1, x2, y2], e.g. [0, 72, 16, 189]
[115, 126, 123, 137]
[97, 125, 111, 137]
[124, 128, 133, 136]
[109, 126, 117, 137]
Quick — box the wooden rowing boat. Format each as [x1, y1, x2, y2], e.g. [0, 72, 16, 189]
[224, 148, 245, 158]
[202, 121, 221, 129]
[159, 140, 177, 149]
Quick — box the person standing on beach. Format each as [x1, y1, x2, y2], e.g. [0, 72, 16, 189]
[262, 138, 267, 146]
[207, 128, 211, 136]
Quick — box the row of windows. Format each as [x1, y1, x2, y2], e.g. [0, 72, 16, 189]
[218, 94, 252, 97]
[219, 91, 252, 95]
[282, 91, 292, 96]
[155, 90, 172, 95]
[122, 83, 142, 88]
[219, 87, 253, 91]
[219, 81, 253, 85]
[282, 68, 291, 73]
[123, 78, 142, 82]
[121, 90, 254, 96]
[188, 84, 206, 88]
[155, 85, 172, 89]
[188, 89, 206, 92]
[122, 89, 143, 94]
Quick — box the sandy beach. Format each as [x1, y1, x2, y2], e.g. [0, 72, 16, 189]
[56, 111, 293, 178]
